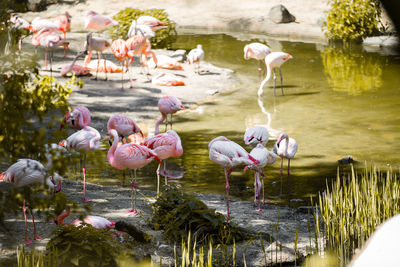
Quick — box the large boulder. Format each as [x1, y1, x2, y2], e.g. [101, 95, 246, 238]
[268, 4, 296, 24]
[25, 0, 61, 11]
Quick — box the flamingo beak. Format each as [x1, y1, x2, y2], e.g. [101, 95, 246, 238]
[180, 105, 185, 110]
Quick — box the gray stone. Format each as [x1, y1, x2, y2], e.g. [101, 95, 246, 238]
[363, 36, 399, 48]
[268, 4, 296, 24]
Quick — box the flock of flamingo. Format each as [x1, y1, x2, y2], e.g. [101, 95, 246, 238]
[1, 9, 297, 243]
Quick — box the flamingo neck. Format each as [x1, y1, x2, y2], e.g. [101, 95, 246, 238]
[154, 113, 166, 135]
[75, 109, 85, 128]
[258, 62, 271, 96]
[57, 209, 71, 225]
[107, 130, 119, 168]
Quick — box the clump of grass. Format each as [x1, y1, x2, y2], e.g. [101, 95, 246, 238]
[150, 186, 245, 246]
[319, 164, 400, 264]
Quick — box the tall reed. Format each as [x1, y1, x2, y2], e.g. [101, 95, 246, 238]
[319, 164, 400, 265]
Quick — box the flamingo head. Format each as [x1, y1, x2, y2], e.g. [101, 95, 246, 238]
[276, 132, 289, 146]
[55, 207, 71, 225]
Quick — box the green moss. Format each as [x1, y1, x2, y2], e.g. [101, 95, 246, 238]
[109, 8, 176, 49]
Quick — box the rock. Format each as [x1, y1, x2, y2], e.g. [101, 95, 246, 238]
[26, 0, 46, 11]
[338, 156, 353, 164]
[363, 36, 399, 48]
[171, 49, 187, 62]
[268, 5, 296, 24]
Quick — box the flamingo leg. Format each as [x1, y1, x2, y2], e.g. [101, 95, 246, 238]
[63, 32, 67, 58]
[254, 173, 258, 205]
[225, 167, 231, 219]
[23, 200, 32, 245]
[163, 160, 168, 186]
[279, 67, 284, 96]
[83, 153, 90, 202]
[50, 50, 53, 81]
[156, 164, 161, 195]
[101, 52, 107, 81]
[287, 158, 291, 177]
[261, 170, 265, 205]
[93, 52, 100, 80]
[128, 169, 138, 216]
[29, 208, 43, 241]
[169, 114, 173, 130]
[256, 172, 262, 211]
[280, 158, 283, 196]
[273, 68, 277, 96]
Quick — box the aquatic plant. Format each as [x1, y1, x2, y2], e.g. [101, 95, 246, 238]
[109, 8, 176, 49]
[318, 165, 400, 265]
[323, 0, 382, 42]
[150, 186, 245, 245]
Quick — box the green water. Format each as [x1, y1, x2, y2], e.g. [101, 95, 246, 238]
[84, 33, 400, 206]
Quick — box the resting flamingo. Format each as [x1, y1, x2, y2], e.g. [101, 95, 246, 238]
[60, 51, 91, 77]
[0, 159, 62, 244]
[59, 126, 100, 202]
[273, 132, 298, 194]
[107, 114, 143, 144]
[142, 130, 183, 194]
[56, 208, 115, 229]
[63, 106, 91, 130]
[108, 129, 161, 216]
[244, 42, 272, 81]
[137, 15, 167, 32]
[208, 136, 259, 218]
[151, 73, 185, 87]
[187, 44, 204, 74]
[155, 96, 185, 134]
[84, 11, 118, 32]
[84, 32, 111, 80]
[111, 39, 128, 89]
[258, 52, 292, 97]
[244, 144, 276, 211]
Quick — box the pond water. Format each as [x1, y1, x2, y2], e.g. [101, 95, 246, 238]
[83, 32, 400, 206]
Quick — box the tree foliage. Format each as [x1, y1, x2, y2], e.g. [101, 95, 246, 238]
[324, 0, 382, 42]
[109, 8, 177, 49]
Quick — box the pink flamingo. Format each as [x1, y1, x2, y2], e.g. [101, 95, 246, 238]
[84, 32, 111, 80]
[147, 54, 183, 70]
[53, 11, 71, 57]
[244, 42, 272, 81]
[258, 52, 293, 97]
[155, 96, 185, 134]
[107, 114, 143, 143]
[84, 11, 118, 31]
[273, 132, 298, 194]
[63, 106, 91, 130]
[56, 208, 116, 229]
[142, 130, 183, 194]
[32, 28, 68, 72]
[111, 39, 128, 89]
[86, 59, 123, 73]
[108, 129, 161, 215]
[59, 126, 101, 202]
[0, 159, 62, 244]
[151, 73, 185, 87]
[208, 136, 259, 218]
[9, 14, 31, 51]
[60, 51, 91, 77]
[244, 144, 276, 211]
[137, 15, 167, 32]
[244, 125, 269, 148]
[187, 44, 204, 74]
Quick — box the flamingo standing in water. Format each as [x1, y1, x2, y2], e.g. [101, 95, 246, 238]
[107, 114, 143, 143]
[0, 159, 62, 244]
[244, 144, 276, 210]
[258, 52, 292, 97]
[59, 126, 100, 202]
[84, 32, 111, 80]
[187, 44, 204, 74]
[111, 39, 128, 89]
[142, 130, 183, 194]
[108, 129, 161, 215]
[208, 136, 259, 218]
[244, 42, 272, 82]
[63, 106, 91, 130]
[155, 96, 185, 134]
[244, 125, 269, 148]
[273, 132, 298, 194]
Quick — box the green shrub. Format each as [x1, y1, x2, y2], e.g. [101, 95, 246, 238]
[150, 186, 245, 245]
[47, 224, 137, 267]
[324, 0, 382, 42]
[109, 8, 176, 49]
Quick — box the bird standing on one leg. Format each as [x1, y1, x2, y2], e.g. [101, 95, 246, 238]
[155, 96, 185, 134]
[244, 42, 272, 82]
[208, 136, 259, 218]
[258, 52, 292, 97]
[273, 132, 298, 195]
